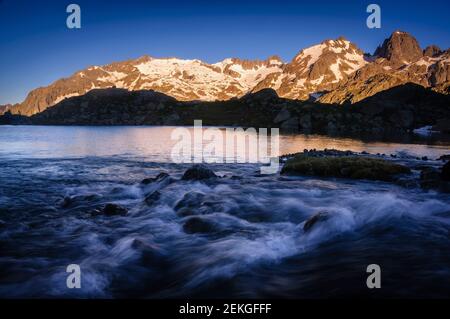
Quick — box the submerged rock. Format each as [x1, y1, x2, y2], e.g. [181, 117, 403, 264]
[181, 165, 217, 181]
[437, 154, 450, 162]
[281, 155, 410, 182]
[175, 192, 205, 210]
[101, 203, 128, 216]
[174, 192, 208, 217]
[141, 172, 170, 185]
[131, 238, 167, 267]
[183, 217, 217, 234]
[303, 212, 330, 232]
[144, 191, 161, 205]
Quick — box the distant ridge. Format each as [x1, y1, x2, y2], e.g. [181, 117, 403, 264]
[20, 84, 449, 137]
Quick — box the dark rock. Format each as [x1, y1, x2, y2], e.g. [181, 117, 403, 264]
[183, 217, 217, 234]
[144, 191, 161, 205]
[174, 192, 205, 215]
[0, 220, 6, 228]
[0, 111, 30, 125]
[442, 162, 450, 181]
[131, 239, 167, 266]
[141, 172, 170, 185]
[181, 165, 217, 181]
[102, 203, 128, 216]
[303, 212, 330, 232]
[420, 168, 441, 189]
[433, 119, 450, 134]
[299, 114, 312, 131]
[61, 196, 73, 208]
[274, 108, 291, 124]
[423, 45, 442, 57]
[281, 155, 410, 182]
[280, 117, 299, 131]
[438, 154, 450, 162]
[374, 31, 423, 64]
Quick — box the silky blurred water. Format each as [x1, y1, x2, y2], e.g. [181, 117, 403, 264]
[0, 126, 449, 298]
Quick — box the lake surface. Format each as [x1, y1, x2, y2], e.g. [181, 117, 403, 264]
[0, 126, 449, 298]
[1, 126, 450, 160]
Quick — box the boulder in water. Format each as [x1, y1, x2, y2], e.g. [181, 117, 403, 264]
[437, 154, 450, 162]
[181, 165, 217, 181]
[131, 238, 167, 267]
[144, 191, 161, 205]
[101, 203, 128, 216]
[175, 192, 210, 217]
[141, 172, 170, 185]
[174, 192, 205, 211]
[303, 212, 331, 232]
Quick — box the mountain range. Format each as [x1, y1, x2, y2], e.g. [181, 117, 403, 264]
[1, 30, 449, 117]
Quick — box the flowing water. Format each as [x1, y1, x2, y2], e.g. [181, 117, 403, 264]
[0, 126, 449, 298]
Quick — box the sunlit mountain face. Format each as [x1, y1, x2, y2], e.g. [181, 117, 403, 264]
[2, 31, 449, 117]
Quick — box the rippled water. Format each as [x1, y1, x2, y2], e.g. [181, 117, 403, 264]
[0, 126, 449, 298]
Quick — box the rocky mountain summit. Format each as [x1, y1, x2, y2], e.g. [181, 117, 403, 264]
[3, 31, 448, 117]
[374, 31, 423, 65]
[319, 31, 450, 104]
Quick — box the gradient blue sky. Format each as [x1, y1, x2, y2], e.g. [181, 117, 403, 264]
[0, 0, 449, 104]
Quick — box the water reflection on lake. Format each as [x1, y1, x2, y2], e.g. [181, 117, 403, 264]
[0, 126, 449, 160]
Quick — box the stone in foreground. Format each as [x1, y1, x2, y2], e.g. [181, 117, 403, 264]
[102, 203, 128, 216]
[303, 212, 331, 232]
[182, 165, 217, 181]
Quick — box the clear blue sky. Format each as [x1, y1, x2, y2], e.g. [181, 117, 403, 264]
[0, 0, 449, 104]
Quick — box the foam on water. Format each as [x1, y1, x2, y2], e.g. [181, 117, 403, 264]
[0, 126, 449, 298]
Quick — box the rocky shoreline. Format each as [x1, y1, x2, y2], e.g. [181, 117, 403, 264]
[1, 83, 449, 137]
[281, 149, 450, 192]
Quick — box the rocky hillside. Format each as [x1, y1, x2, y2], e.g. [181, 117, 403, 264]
[253, 37, 368, 99]
[0, 104, 11, 114]
[5, 56, 284, 116]
[2, 31, 449, 117]
[28, 85, 450, 137]
[319, 31, 450, 104]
